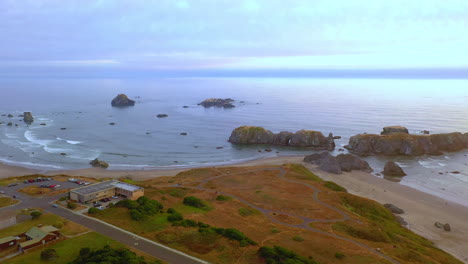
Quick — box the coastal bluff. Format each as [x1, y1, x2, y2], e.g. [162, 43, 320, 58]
[345, 130, 468, 156]
[228, 126, 335, 150]
[111, 94, 135, 107]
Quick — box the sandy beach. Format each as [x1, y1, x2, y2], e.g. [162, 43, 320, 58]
[1, 156, 467, 263]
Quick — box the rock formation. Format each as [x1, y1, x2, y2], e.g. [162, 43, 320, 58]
[345, 130, 468, 156]
[7, 114, 13, 118]
[199, 98, 235, 108]
[228, 126, 335, 150]
[156, 114, 168, 118]
[111, 94, 135, 107]
[89, 158, 109, 168]
[381, 126, 409, 135]
[303, 152, 373, 174]
[382, 161, 406, 176]
[384, 203, 405, 214]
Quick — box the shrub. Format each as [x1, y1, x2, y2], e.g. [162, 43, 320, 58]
[292, 236, 304, 242]
[67, 202, 77, 210]
[324, 181, 347, 192]
[215, 195, 231, 201]
[116, 199, 140, 209]
[59, 196, 68, 201]
[258, 246, 316, 264]
[335, 252, 345, 259]
[167, 208, 176, 214]
[271, 228, 280, 233]
[130, 209, 145, 221]
[40, 248, 58, 261]
[30, 211, 42, 219]
[167, 212, 183, 222]
[88, 207, 99, 214]
[79, 247, 91, 256]
[183, 196, 206, 208]
[238, 207, 259, 216]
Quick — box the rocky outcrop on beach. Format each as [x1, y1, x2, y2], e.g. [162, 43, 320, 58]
[156, 114, 168, 118]
[303, 152, 372, 174]
[345, 130, 468, 156]
[199, 98, 235, 108]
[23, 112, 34, 123]
[228, 126, 336, 150]
[111, 94, 135, 107]
[382, 161, 406, 176]
[384, 203, 405, 214]
[381, 126, 409, 135]
[89, 158, 109, 168]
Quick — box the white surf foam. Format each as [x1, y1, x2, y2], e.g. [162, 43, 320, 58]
[57, 137, 82, 145]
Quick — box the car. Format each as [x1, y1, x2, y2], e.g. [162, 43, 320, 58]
[24, 180, 29, 184]
[12, 195, 17, 198]
[52, 204, 58, 208]
[111, 195, 119, 199]
[7, 183, 18, 187]
[0, 191, 4, 194]
[54, 185, 61, 188]
[49, 185, 57, 188]
[28, 179, 34, 183]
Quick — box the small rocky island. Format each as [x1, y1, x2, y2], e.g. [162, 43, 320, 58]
[199, 98, 235, 108]
[111, 94, 135, 107]
[303, 152, 373, 174]
[382, 161, 407, 176]
[345, 126, 468, 156]
[23, 112, 34, 123]
[89, 158, 109, 168]
[228, 126, 336, 150]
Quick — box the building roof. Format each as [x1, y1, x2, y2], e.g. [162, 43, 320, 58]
[114, 181, 143, 192]
[71, 180, 118, 195]
[20, 238, 42, 248]
[71, 180, 142, 195]
[0, 236, 19, 244]
[25, 226, 48, 240]
[39, 225, 59, 233]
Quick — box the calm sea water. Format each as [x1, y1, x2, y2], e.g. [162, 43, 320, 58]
[1, 77, 467, 205]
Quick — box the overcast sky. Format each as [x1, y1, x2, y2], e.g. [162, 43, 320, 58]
[1, 0, 467, 75]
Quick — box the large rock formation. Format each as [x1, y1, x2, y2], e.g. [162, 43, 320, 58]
[89, 158, 109, 168]
[303, 152, 373, 174]
[199, 98, 235, 108]
[23, 112, 34, 123]
[382, 161, 406, 176]
[111, 94, 135, 107]
[228, 126, 335, 150]
[381, 126, 409, 135]
[345, 131, 468, 156]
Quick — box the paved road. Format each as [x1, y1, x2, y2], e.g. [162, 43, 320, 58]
[0, 182, 207, 264]
[157, 167, 400, 264]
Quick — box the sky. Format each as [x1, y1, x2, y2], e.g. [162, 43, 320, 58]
[0, 0, 467, 76]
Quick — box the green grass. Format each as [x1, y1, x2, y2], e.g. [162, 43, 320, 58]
[168, 188, 189, 197]
[92, 207, 169, 233]
[173, 203, 211, 214]
[238, 207, 260, 217]
[0, 212, 65, 238]
[0, 196, 18, 208]
[287, 164, 323, 182]
[4, 232, 161, 264]
[323, 181, 348, 192]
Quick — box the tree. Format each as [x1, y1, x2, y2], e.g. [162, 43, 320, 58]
[183, 196, 206, 208]
[67, 202, 77, 210]
[88, 207, 99, 214]
[41, 248, 58, 261]
[30, 211, 42, 220]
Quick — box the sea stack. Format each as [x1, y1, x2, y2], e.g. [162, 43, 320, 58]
[199, 98, 235, 108]
[23, 112, 34, 123]
[89, 158, 109, 168]
[382, 161, 406, 176]
[228, 126, 336, 150]
[111, 94, 135, 107]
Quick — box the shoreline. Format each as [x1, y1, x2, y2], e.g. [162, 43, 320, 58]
[0, 157, 467, 262]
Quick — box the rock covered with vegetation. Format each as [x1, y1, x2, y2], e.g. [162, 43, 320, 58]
[303, 152, 373, 174]
[228, 126, 336, 150]
[23, 112, 34, 123]
[89, 158, 109, 168]
[198, 98, 235, 108]
[382, 161, 407, 176]
[381, 126, 409, 135]
[111, 94, 135, 107]
[345, 131, 468, 156]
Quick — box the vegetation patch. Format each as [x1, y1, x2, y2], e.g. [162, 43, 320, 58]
[0, 196, 19, 208]
[238, 207, 260, 217]
[168, 188, 188, 197]
[323, 181, 348, 192]
[116, 196, 164, 221]
[258, 246, 317, 264]
[183, 196, 207, 209]
[285, 164, 323, 182]
[215, 195, 232, 201]
[70, 245, 161, 264]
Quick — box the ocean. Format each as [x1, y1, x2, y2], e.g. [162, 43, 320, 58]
[0, 77, 467, 205]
